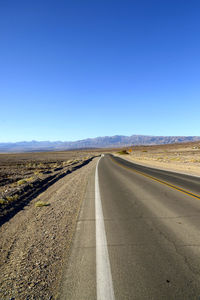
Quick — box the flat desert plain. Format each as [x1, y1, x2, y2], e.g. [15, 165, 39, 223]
[1, 142, 200, 299]
[119, 141, 200, 177]
[0, 150, 101, 299]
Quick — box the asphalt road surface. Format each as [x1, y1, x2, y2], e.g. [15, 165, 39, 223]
[59, 154, 200, 300]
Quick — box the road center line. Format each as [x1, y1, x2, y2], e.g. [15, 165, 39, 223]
[111, 156, 200, 201]
[95, 157, 115, 300]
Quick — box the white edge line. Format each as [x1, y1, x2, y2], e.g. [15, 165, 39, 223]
[95, 156, 115, 300]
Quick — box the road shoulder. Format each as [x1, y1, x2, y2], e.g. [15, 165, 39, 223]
[58, 161, 97, 300]
[0, 158, 98, 300]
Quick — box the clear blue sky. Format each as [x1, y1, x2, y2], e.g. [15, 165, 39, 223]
[0, 0, 200, 142]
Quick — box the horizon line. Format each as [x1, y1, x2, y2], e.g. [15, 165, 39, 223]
[1, 134, 200, 144]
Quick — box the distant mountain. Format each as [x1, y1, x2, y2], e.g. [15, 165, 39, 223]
[0, 135, 200, 153]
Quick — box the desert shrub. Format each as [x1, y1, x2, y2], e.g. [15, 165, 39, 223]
[17, 177, 34, 185]
[17, 179, 27, 185]
[6, 194, 19, 202]
[26, 177, 34, 182]
[118, 150, 129, 155]
[0, 198, 7, 205]
[35, 201, 50, 207]
[34, 171, 42, 176]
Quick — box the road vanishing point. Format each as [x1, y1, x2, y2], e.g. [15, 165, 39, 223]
[59, 154, 200, 300]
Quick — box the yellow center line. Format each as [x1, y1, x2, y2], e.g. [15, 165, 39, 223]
[111, 156, 200, 201]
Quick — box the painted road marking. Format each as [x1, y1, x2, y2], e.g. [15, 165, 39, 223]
[95, 157, 115, 300]
[111, 156, 200, 201]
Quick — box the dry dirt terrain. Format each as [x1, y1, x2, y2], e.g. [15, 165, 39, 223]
[1, 143, 199, 299]
[0, 150, 101, 299]
[0, 150, 100, 224]
[118, 141, 200, 176]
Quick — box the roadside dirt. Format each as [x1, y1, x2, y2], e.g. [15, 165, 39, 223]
[0, 156, 98, 299]
[0, 151, 100, 225]
[117, 141, 200, 176]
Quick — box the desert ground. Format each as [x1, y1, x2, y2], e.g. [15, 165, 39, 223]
[0, 142, 200, 299]
[0, 150, 102, 299]
[0, 150, 103, 225]
[118, 141, 200, 177]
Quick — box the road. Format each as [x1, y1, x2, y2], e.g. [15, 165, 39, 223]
[59, 154, 200, 300]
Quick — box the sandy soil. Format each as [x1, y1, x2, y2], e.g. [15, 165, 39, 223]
[0, 157, 98, 299]
[1, 141, 199, 299]
[0, 151, 100, 225]
[117, 142, 200, 177]
[0, 150, 98, 200]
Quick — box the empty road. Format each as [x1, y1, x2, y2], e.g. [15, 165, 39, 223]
[59, 154, 200, 300]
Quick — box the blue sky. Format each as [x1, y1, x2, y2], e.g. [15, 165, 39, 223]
[0, 0, 200, 142]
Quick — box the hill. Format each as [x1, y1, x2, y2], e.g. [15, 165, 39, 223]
[1, 135, 200, 152]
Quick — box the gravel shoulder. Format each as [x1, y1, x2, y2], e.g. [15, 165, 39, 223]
[0, 157, 98, 299]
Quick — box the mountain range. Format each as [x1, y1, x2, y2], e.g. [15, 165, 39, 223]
[0, 135, 200, 153]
